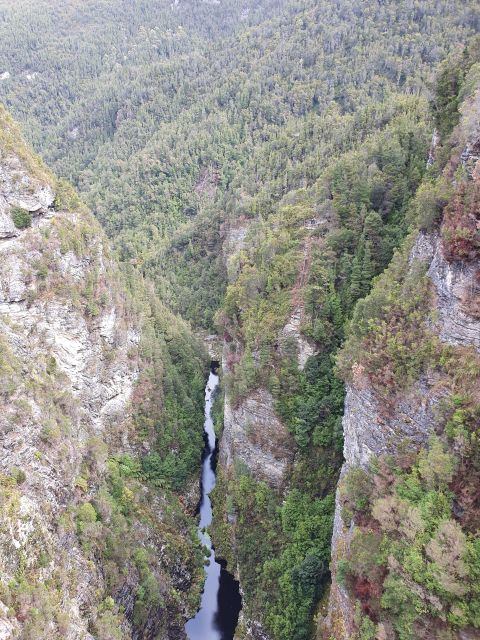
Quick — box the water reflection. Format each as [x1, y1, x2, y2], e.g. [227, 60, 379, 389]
[185, 365, 241, 640]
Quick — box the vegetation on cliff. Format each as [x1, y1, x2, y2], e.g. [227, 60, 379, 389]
[334, 44, 480, 640]
[1, 0, 479, 331]
[0, 111, 206, 638]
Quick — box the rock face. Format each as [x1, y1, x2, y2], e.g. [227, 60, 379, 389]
[323, 374, 441, 637]
[411, 231, 480, 351]
[341, 376, 442, 470]
[279, 307, 316, 370]
[0, 145, 139, 492]
[219, 219, 295, 490]
[220, 389, 293, 488]
[218, 219, 297, 640]
[0, 112, 199, 640]
[0, 135, 136, 638]
[428, 237, 480, 351]
[223, 218, 250, 280]
[0, 149, 55, 238]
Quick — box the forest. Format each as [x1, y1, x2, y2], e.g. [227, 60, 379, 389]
[0, 0, 479, 639]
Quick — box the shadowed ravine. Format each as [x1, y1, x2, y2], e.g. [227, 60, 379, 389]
[185, 363, 242, 640]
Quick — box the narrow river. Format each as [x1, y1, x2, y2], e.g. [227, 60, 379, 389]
[185, 363, 242, 640]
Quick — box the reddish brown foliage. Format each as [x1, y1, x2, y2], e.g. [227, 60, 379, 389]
[442, 178, 480, 262]
[450, 464, 480, 533]
[353, 577, 373, 602]
[352, 573, 385, 621]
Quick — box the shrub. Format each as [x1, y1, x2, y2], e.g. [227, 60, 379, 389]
[441, 179, 480, 262]
[342, 467, 373, 514]
[408, 178, 453, 231]
[348, 529, 382, 579]
[10, 205, 32, 229]
[381, 574, 423, 640]
[46, 356, 57, 375]
[76, 501, 97, 524]
[11, 467, 26, 485]
[417, 436, 455, 492]
[53, 178, 84, 211]
[336, 559, 350, 586]
[358, 614, 376, 640]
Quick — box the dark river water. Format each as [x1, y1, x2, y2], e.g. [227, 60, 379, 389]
[185, 364, 242, 640]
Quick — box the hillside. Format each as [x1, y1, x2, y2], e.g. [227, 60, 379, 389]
[1, 0, 479, 329]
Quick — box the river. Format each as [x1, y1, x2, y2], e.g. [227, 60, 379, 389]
[185, 363, 242, 640]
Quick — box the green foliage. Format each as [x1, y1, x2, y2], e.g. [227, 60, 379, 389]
[338, 244, 439, 393]
[408, 177, 453, 231]
[53, 177, 85, 212]
[93, 597, 126, 640]
[334, 59, 480, 637]
[0, 2, 478, 638]
[417, 436, 456, 491]
[341, 468, 373, 516]
[336, 559, 350, 587]
[132, 548, 163, 625]
[434, 39, 480, 138]
[45, 356, 57, 376]
[342, 433, 480, 637]
[76, 502, 97, 525]
[0, 0, 477, 330]
[118, 267, 208, 492]
[228, 472, 335, 640]
[357, 610, 377, 640]
[10, 467, 26, 485]
[72, 454, 204, 629]
[381, 575, 424, 640]
[10, 205, 32, 229]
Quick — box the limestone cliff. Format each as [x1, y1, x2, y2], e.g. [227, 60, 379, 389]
[0, 108, 202, 640]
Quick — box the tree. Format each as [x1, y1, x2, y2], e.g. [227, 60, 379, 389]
[418, 437, 456, 492]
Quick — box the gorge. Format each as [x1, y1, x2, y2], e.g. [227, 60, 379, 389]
[0, 2, 479, 640]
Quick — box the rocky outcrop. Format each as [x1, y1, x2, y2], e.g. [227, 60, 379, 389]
[428, 239, 480, 351]
[341, 375, 443, 469]
[322, 224, 480, 637]
[324, 361, 446, 636]
[0, 148, 54, 238]
[220, 217, 295, 489]
[410, 231, 480, 351]
[223, 218, 250, 280]
[0, 144, 137, 638]
[279, 307, 316, 370]
[220, 389, 293, 488]
[323, 373, 442, 637]
[218, 217, 296, 640]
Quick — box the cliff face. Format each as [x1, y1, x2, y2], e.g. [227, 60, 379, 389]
[217, 220, 290, 640]
[322, 73, 480, 640]
[220, 219, 295, 494]
[221, 389, 293, 489]
[0, 109, 201, 640]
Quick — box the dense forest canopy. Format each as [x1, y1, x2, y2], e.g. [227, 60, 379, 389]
[0, 0, 479, 328]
